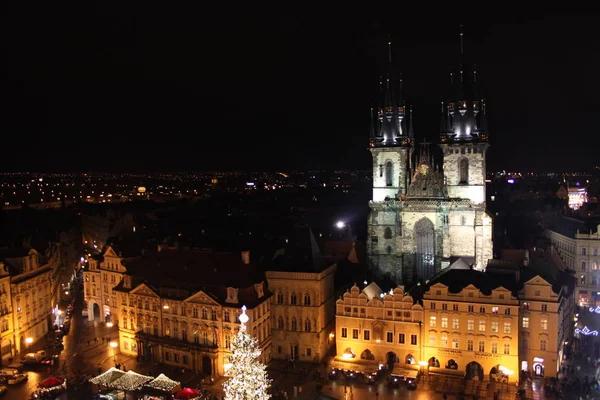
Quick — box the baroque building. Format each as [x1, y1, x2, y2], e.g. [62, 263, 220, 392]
[83, 247, 271, 378]
[265, 226, 337, 363]
[367, 35, 493, 285]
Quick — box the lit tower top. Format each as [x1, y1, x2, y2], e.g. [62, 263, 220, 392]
[440, 25, 488, 144]
[369, 40, 411, 148]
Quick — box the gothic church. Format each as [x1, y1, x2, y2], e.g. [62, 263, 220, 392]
[367, 35, 493, 286]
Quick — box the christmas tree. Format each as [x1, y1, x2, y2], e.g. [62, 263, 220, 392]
[223, 305, 271, 400]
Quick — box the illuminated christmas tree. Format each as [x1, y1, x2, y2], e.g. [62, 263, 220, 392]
[223, 305, 271, 400]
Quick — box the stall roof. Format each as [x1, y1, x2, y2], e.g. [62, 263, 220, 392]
[390, 367, 418, 378]
[331, 361, 378, 375]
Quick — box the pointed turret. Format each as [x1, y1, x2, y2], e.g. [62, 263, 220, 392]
[441, 25, 487, 144]
[371, 40, 410, 148]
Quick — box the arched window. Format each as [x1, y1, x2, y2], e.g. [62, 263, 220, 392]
[385, 161, 393, 186]
[291, 317, 297, 331]
[459, 158, 469, 184]
[384, 227, 393, 239]
[290, 292, 297, 305]
[277, 291, 284, 304]
[277, 317, 284, 329]
[304, 293, 311, 306]
[305, 319, 311, 332]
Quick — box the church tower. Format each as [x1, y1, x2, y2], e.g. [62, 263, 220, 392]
[440, 26, 489, 205]
[367, 41, 414, 284]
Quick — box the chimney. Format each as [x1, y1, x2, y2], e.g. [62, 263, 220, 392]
[241, 250, 250, 265]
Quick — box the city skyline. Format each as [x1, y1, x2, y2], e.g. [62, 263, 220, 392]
[4, 7, 599, 173]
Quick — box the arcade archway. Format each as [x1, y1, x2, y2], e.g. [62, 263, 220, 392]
[466, 361, 484, 381]
[405, 354, 416, 365]
[428, 357, 440, 368]
[386, 352, 397, 369]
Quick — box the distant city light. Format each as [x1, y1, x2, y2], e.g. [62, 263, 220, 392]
[246, 182, 255, 186]
[507, 179, 514, 184]
[335, 221, 345, 229]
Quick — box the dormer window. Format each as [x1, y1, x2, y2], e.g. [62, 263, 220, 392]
[226, 287, 239, 304]
[254, 283, 264, 298]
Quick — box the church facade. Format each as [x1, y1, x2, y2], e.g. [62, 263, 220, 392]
[367, 41, 493, 286]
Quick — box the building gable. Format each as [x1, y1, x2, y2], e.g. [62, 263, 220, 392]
[104, 246, 119, 259]
[130, 283, 159, 298]
[184, 290, 221, 306]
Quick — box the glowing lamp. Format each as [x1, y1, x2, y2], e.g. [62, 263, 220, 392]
[335, 221, 345, 229]
[25, 337, 33, 345]
[106, 322, 113, 328]
[109, 341, 118, 348]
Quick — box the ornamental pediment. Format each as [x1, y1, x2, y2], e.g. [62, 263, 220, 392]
[130, 283, 159, 298]
[184, 290, 220, 306]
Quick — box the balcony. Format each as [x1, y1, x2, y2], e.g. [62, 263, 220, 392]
[135, 331, 218, 352]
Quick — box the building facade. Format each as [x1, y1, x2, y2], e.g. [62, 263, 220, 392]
[367, 38, 492, 286]
[422, 272, 520, 382]
[546, 217, 600, 306]
[266, 226, 338, 363]
[0, 249, 52, 357]
[335, 283, 424, 369]
[85, 247, 271, 378]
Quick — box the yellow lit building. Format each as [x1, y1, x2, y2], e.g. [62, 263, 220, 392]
[422, 268, 520, 382]
[266, 226, 337, 363]
[335, 283, 424, 370]
[100, 247, 270, 378]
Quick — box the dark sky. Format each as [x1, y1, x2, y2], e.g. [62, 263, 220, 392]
[2, 5, 599, 172]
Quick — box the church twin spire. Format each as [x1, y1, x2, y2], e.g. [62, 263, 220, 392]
[440, 25, 488, 143]
[369, 41, 413, 148]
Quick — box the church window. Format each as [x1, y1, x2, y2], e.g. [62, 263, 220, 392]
[305, 319, 311, 332]
[291, 318, 297, 331]
[384, 227, 393, 239]
[277, 317, 283, 329]
[385, 161, 393, 186]
[459, 158, 469, 184]
[290, 292, 297, 305]
[277, 292, 284, 304]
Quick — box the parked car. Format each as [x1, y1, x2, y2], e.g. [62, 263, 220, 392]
[7, 373, 27, 385]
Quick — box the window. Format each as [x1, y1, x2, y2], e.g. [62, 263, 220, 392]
[459, 158, 469, 184]
[352, 329, 359, 339]
[305, 319, 311, 332]
[504, 343, 510, 355]
[504, 322, 512, 334]
[224, 310, 230, 322]
[534, 290, 541, 296]
[479, 306, 486, 313]
[399, 333, 405, 344]
[522, 317, 529, 328]
[193, 308, 198, 318]
[468, 305, 474, 312]
[304, 293, 311, 306]
[430, 302, 436, 310]
[411, 334, 417, 345]
[441, 317, 448, 328]
[385, 161, 393, 186]
[523, 302, 529, 310]
[211, 309, 217, 321]
[478, 341, 485, 352]
[430, 316, 437, 328]
[429, 336, 436, 346]
[504, 308, 511, 315]
[491, 342, 498, 354]
[452, 338, 459, 349]
[452, 318, 459, 329]
[384, 227, 393, 239]
[291, 318, 297, 331]
[341, 328, 347, 338]
[387, 332, 393, 343]
[277, 317, 284, 329]
[582, 247, 587, 256]
[541, 304, 548, 312]
[467, 339, 474, 351]
[491, 321, 498, 333]
[540, 339, 547, 351]
[582, 261, 587, 271]
[306, 348, 312, 357]
[452, 304, 459, 311]
[478, 320, 486, 332]
[202, 308, 207, 319]
[441, 336, 448, 347]
[492, 306, 499, 314]
[541, 319, 547, 330]
[290, 293, 297, 305]
[467, 320, 474, 331]
[442, 303, 448, 311]
[277, 292, 284, 304]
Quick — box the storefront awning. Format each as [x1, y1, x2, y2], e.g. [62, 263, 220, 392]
[390, 367, 418, 378]
[331, 360, 378, 375]
[428, 366, 465, 377]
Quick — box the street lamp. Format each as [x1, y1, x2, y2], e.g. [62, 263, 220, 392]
[109, 341, 118, 362]
[106, 322, 113, 328]
[25, 337, 33, 351]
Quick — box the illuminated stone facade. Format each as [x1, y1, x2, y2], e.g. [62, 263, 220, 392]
[367, 53, 492, 285]
[335, 284, 424, 367]
[84, 247, 271, 378]
[267, 266, 336, 363]
[546, 217, 600, 306]
[423, 279, 520, 382]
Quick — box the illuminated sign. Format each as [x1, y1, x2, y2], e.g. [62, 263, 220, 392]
[589, 306, 600, 314]
[575, 326, 599, 336]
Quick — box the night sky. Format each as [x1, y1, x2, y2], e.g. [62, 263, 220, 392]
[3, 6, 598, 173]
